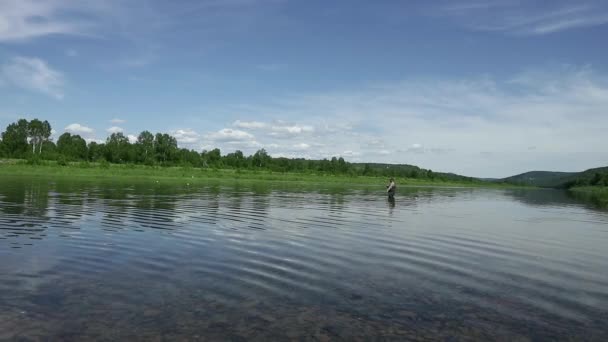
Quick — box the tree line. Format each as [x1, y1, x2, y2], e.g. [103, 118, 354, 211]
[563, 172, 608, 188]
[0, 118, 475, 181]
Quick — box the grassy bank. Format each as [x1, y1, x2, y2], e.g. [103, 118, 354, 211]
[569, 186, 608, 206]
[570, 186, 608, 196]
[0, 160, 522, 188]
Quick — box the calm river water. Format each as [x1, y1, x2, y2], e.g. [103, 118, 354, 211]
[1, 176, 607, 341]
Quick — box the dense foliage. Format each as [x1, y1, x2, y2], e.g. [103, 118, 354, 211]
[0, 118, 476, 182]
[561, 167, 608, 188]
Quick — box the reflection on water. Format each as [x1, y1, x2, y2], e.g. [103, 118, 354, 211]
[1, 176, 608, 340]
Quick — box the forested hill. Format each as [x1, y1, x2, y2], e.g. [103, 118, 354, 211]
[500, 171, 576, 187]
[351, 163, 476, 182]
[501, 167, 608, 188]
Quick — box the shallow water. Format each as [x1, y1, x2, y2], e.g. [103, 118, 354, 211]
[1, 176, 607, 341]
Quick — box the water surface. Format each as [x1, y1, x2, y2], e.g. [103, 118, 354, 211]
[1, 177, 607, 340]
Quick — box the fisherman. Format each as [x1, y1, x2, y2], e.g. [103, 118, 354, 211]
[386, 178, 396, 197]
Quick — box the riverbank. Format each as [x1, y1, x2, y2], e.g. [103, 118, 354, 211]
[570, 186, 608, 201]
[0, 161, 522, 188]
[569, 186, 608, 206]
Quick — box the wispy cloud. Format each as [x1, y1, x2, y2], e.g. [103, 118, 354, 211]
[434, 1, 608, 35]
[232, 120, 314, 139]
[0, 56, 65, 99]
[0, 0, 112, 42]
[209, 65, 608, 177]
[110, 118, 126, 124]
[233, 120, 267, 129]
[206, 128, 254, 142]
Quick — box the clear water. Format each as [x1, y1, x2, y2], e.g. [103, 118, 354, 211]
[1, 176, 607, 340]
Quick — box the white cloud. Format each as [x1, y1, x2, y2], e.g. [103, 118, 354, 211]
[206, 128, 254, 142]
[127, 134, 137, 144]
[85, 138, 105, 145]
[292, 143, 310, 150]
[233, 120, 268, 129]
[106, 126, 124, 134]
[232, 119, 314, 138]
[110, 118, 126, 124]
[0, 56, 65, 99]
[270, 123, 314, 136]
[65, 123, 94, 134]
[172, 129, 200, 144]
[435, 2, 608, 35]
[342, 150, 361, 157]
[0, 0, 109, 42]
[407, 143, 424, 153]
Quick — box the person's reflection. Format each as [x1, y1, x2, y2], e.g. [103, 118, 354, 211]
[388, 196, 395, 214]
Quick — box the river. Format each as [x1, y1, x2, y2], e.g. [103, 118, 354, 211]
[1, 176, 607, 340]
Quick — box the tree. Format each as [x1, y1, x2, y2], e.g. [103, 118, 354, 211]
[105, 132, 131, 163]
[0, 138, 6, 158]
[154, 133, 177, 164]
[88, 142, 106, 161]
[206, 148, 222, 167]
[337, 157, 348, 174]
[252, 148, 270, 168]
[40, 140, 57, 160]
[27, 119, 52, 155]
[57, 133, 87, 160]
[1, 119, 29, 158]
[136, 130, 155, 163]
[224, 150, 245, 169]
[591, 173, 603, 186]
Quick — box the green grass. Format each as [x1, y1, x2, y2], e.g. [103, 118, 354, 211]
[0, 160, 523, 188]
[570, 186, 608, 197]
[569, 186, 608, 207]
[570, 186, 608, 195]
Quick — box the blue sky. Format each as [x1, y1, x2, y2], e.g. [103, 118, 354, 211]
[1, 0, 607, 178]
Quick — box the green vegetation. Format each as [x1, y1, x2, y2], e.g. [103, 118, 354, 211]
[0, 118, 483, 184]
[0, 161, 505, 188]
[500, 171, 577, 187]
[569, 186, 608, 207]
[499, 167, 608, 207]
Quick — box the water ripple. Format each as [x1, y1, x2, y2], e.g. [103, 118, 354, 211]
[1, 181, 607, 340]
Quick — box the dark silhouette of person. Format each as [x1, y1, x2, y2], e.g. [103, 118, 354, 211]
[386, 178, 396, 198]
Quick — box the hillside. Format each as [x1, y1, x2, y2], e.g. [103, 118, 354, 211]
[501, 167, 608, 188]
[501, 171, 576, 187]
[351, 163, 476, 183]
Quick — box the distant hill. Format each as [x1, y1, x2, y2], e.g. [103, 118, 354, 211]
[501, 167, 608, 188]
[501, 171, 576, 187]
[351, 163, 476, 182]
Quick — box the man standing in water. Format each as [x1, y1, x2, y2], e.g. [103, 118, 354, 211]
[387, 178, 396, 198]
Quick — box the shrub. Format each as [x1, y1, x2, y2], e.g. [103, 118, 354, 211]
[57, 155, 68, 166]
[26, 155, 45, 165]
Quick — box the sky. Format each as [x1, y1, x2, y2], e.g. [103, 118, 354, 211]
[0, 0, 607, 178]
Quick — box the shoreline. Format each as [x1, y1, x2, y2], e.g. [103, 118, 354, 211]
[0, 161, 529, 189]
[569, 186, 608, 204]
